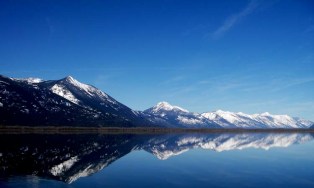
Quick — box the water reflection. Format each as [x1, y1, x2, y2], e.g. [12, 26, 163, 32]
[0, 133, 313, 183]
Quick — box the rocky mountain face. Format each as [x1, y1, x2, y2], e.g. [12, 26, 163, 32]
[0, 75, 151, 127]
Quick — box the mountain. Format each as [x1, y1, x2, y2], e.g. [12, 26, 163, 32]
[143, 102, 313, 129]
[1, 74, 312, 128]
[0, 133, 312, 183]
[201, 110, 313, 129]
[143, 102, 221, 128]
[0, 75, 150, 127]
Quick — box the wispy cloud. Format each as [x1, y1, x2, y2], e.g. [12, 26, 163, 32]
[240, 76, 314, 93]
[212, 0, 259, 39]
[159, 76, 185, 86]
[270, 77, 314, 92]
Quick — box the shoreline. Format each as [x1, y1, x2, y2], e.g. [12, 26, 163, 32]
[0, 126, 313, 134]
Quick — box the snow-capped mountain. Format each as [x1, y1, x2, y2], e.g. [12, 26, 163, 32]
[143, 102, 221, 128]
[201, 110, 313, 128]
[42, 76, 151, 126]
[144, 102, 313, 128]
[0, 75, 150, 127]
[13, 77, 44, 84]
[0, 74, 312, 128]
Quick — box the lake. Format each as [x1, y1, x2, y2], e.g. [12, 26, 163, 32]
[0, 132, 314, 188]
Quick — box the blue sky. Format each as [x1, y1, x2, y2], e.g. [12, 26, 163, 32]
[1, 0, 314, 120]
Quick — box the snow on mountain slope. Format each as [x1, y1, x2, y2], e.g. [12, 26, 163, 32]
[201, 110, 313, 128]
[202, 110, 263, 128]
[48, 76, 116, 105]
[51, 84, 80, 105]
[0, 75, 115, 126]
[1, 74, 313, 128]
[151, 101, 189, 113]
[144, 102, 220, 128]
[13, 77, 44, 84]
[144, 102, 313, 128]
[63, 76, 112, 101]
[44, 76, 153, 126]
[0, 75, 150, 127]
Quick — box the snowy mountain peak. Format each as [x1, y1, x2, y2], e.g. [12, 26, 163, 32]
[67, 75, 73, 79]
[261, 112, 271, 116]
[156, 101, 173, 109]
[59, 76, 109, 99]
[201, 110, 313, 128]
[62, 76, 80, 84]
[1, 74, 313, 129]
[201, 112, 218, 120]
[154, 101, 189, 113]
[143, 102, 222, 128]
[14, 77, 44, 84]
[215, 109, 225, 113]
[215, 109, 234, 115]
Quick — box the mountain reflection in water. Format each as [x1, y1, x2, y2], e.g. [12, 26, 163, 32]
[0, 133, 313, 184]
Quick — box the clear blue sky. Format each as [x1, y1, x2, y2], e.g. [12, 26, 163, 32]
[1, 0, 313, 120]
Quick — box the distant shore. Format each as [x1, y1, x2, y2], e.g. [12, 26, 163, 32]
[0, 126, 313, 134]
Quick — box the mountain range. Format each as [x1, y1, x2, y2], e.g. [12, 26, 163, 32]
[0, 75, 312, 128]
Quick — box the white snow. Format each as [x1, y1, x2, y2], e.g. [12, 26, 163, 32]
[177, 115, 202, 125]
[65, 76, 110, 99]
[50, 156, 79, 176]
[177, 137, 204, 146]
[131, 110, 139, 115]
[214, 110, 240, 124]
[148, 102, 312, 128]
[201, 112, 218, 120]
[153, 101, 189, 113]
[0, 81, 10, 85]
[201, 110, 313, 128]
[201, 133, 313, 152]
[51, 84, 80, 105]
[66, 156, 117, 183]
[14, 77, 43, 84]
[150, 133, 313, 159]
[151, 148, 189, 160]
[252, 113, 308, 128]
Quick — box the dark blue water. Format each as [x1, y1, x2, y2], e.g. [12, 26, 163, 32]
[0, 133, 313, 188]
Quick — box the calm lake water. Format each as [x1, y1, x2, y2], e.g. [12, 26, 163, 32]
[0, 133, 314, 188]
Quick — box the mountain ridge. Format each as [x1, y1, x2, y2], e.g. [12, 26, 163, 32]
[0, 75, 312, 128]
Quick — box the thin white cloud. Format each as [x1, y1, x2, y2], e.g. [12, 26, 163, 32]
[212, 0, 259, 39]
[159, 76, 185, 86]
[270, 77, 314, 92]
